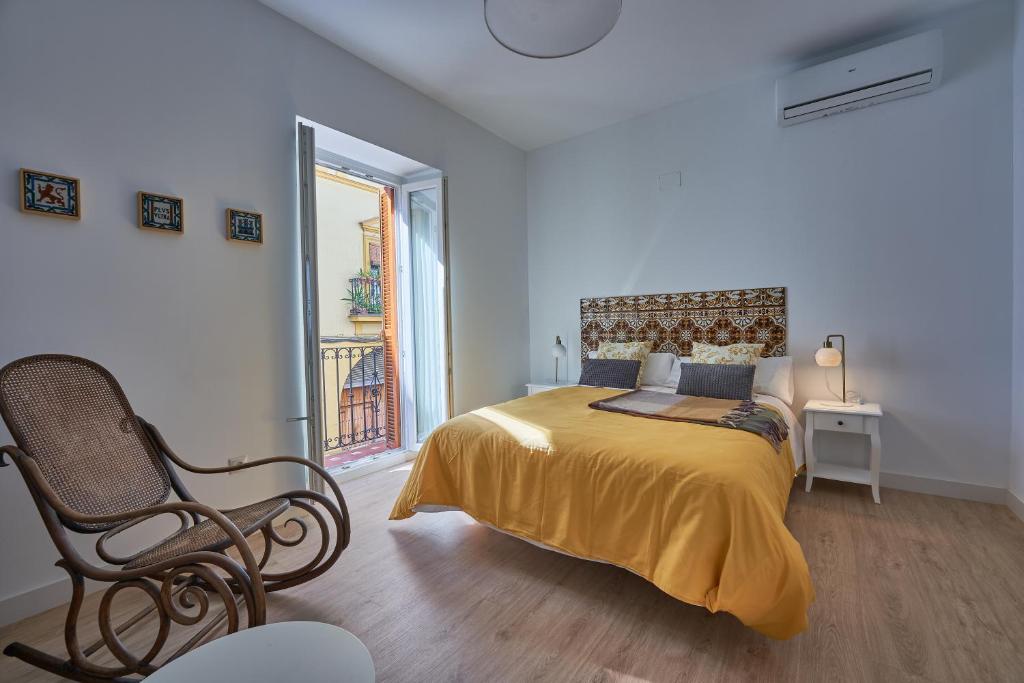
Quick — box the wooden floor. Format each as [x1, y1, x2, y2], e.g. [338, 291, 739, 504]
[3, 467, 1024, 682]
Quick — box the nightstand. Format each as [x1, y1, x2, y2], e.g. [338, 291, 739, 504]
[525, 381, 571, 396]
[803, 400, 883, 503]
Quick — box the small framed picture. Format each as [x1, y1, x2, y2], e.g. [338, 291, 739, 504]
[226, 208, 263, 244]
[138, 191, 184, 234]
[20, 169, 80, 219]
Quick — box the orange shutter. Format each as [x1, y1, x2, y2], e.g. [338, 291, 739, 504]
[379, 187, 402, 450]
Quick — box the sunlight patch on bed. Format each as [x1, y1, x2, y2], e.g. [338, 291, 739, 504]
[472, 406, 552, 450]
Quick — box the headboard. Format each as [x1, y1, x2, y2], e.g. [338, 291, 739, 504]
[580, 287, 787, 359]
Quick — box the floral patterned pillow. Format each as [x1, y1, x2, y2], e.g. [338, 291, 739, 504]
[597, 341, 653, 388]
[691, 342, 764, 365]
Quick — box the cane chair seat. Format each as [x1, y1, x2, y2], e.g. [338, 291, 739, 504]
[125, 498, 290, 570]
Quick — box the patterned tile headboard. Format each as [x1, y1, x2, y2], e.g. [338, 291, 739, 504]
[580, 287, 787, 359]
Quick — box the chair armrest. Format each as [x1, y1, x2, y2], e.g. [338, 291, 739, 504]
[137, 417, 347, 508]
[9, 447, 264, 579]
[0, 444, 18, 466]
[96, 508, 193, 565]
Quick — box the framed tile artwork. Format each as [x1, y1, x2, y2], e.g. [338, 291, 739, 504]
[20, 168, 80, 219]
[226, 208, 263, 244]
[138, 191, 184, 234]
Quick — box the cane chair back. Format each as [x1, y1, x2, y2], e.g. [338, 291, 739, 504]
[0, 355, 171, 532]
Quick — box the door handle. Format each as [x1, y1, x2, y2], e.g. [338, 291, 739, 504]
[286, 416, 310, 423]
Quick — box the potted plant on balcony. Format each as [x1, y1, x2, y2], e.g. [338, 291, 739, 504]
[343, 286, 370, 316]
[343, 269, 379, 316]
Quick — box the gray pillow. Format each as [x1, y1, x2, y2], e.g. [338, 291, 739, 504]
[579, 359, 641, 390]
[675, 363, 755, 401]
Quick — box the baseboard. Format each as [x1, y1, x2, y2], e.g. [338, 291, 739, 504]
[0, 506, 316, 628]
[0, 574, 102, 629]
[878, 472, 1007, 504]
[1007, 489, 1024, 523]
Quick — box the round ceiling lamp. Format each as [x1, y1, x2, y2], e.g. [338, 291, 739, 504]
[485, 0, 622, 59]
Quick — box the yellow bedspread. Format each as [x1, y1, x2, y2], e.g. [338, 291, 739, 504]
[390, 386, 814, 638]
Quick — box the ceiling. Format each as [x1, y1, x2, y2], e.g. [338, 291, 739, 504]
[262, 0, 981, 151]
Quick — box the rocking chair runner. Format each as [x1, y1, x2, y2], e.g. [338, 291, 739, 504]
[0, 354, 351, 682]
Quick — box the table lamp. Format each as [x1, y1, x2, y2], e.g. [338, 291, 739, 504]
[815, 334, 852, 406]
[551, 336, 567, 383]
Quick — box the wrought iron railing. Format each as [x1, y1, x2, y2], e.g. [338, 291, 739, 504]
[320, 341, 385, 452]
[346, 275, 382, 316]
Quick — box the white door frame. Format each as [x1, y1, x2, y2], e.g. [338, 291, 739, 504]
[296, 122, 325, 492]
[299, 127, 449, 473]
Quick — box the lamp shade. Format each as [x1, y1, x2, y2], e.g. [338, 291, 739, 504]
[815, 346, 842, 367]
[485, 0, 622, 59]
[551, 336, 567, 358]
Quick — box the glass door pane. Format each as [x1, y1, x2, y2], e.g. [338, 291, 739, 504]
[314, 168, 393, 470]
[408, 185, 447, 442]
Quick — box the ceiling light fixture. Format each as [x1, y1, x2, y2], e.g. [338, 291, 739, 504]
[485, 0, 622, 59]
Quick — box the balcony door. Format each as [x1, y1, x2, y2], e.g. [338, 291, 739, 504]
[297, 122, 451, 478]
[297, 122, 402, 479]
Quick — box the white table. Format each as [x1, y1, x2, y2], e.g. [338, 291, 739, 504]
[525, 380, 573, 395]
[803, 400, 883, 504]
[146, 621, 374, 682]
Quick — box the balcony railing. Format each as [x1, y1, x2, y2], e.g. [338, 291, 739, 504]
[346, 275, 382, 316]
[320, 340, 386, 452]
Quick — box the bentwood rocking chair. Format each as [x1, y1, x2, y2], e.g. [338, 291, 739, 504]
[0, 355, 351, 681]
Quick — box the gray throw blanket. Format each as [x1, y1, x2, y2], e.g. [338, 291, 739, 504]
[589, 390, 789, 453]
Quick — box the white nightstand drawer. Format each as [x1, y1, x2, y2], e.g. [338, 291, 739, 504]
[813, 413, 864, 433]
[526, 382, 569, 396]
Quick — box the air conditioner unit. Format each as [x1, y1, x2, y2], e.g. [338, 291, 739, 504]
[776, 30, 943, 126]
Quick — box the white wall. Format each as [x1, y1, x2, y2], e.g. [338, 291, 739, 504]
[315, 176, 378, 337]
[1012, 0, 1024, 504]
[0, 0, 528, 622]
[527, 1, 1013, 489]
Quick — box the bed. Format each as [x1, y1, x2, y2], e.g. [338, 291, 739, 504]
[389, 287, 814, 639]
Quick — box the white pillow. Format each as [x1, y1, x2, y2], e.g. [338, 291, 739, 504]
[663, 355, 692, 388]
[752, 356, 794, 405]
[588, 350, 675, 386]
[640, 352, 675, 386]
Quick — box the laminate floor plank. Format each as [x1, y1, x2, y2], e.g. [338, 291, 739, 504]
[2, 467, 1022, 682]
